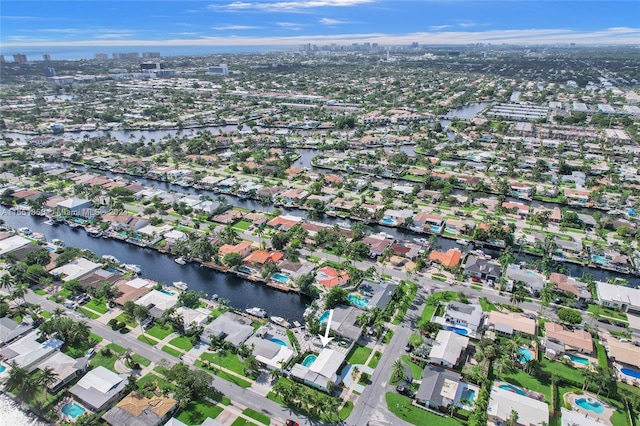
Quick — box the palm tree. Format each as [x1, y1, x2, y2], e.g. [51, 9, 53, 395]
[52, 307, 66, 318]
[0, 273, 13, 292]
[5, 361, 29, 391]
[351, 366, 361, 383]
[16, 375, 39, 406]
[10, 282, 28, 306]
[523, 359, 541, 376]
[392, 359, 405, 382]
[37, 366, 59, 404]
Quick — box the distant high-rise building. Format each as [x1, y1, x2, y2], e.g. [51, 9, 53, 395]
[208, 64, 229, 75]
[140, 62, 165, 71]
[43, 54, 51, 61]
[13, 54, 27, 63]
[142, 52, 161, 58]
[112, 52, 139, 60]
[0, 55, 5, 63]
[94, 53, 109, 61]
[44, 67, 56, 77]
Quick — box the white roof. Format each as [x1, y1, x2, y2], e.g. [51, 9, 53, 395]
[137, 224, 174, 236]
[310, 348, 346, 378]
[0, 235, 31, 255]
[488, 387, 549, 425]
[596, 281, 640, 309]
[125, 277, 153, 289]
[175, 306, 210, 326]
[77, 366, 123, 394]
[50, 257, 101, 282]
[135, 290, 178, 311]
[429, 330, 469, 365]
[164, 230, 186, 241]
[561, 408, 601, 426]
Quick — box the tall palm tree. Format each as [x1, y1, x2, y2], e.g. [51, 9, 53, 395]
[0, 273, 13, 292]
[52, 307, 66, 318]
[10, 282, 28, 306]
[37, 367, 59, 404]
[5, 361, 29, 391]
[16, 375, 39, 406]
[392, 359, 405, 382]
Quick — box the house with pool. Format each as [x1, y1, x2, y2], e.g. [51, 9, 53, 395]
[289, 347, 346, 392]
[544, 322, 594, 360]
[504, 264, 545, 294]
[69, 366, 127, 412]
[244, 330, 294, 371]
[102, 391, 177, 426]
[607, 338, 640, 383]
[434, 301, 483, 335]
[487, 386, 549, 426]
[201, 312, 254, 347]
[320, 305, 363, 342]
[349, 279, 399, 311]
[134, 289, 179, 319]
[415, 365, 478, 412]
[485, 311, 537, 337]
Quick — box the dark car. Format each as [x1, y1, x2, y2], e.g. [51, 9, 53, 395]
[597, 318, 611, 324]
[613, 321, 627, 328]
[285, 421, 300, 426]
[396, 385, 415, 398]
[405, 343, 413, 352]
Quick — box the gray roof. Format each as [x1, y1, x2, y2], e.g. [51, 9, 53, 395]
[70, 366, 126, 411]
[358, 280, 399, 310]
[416, 365, 461, 405]
[0, 317, 32, 345]
[245, 336, 281, 359]
[202, 312, 254, 347]
[505, 264, 544, 291]
[329, 305, 363, 341]
[463, 256, 502, 278]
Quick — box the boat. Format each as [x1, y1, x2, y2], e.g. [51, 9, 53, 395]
[68, 222, 80, 229]
[175, 257, 187, 265]
[270, 316, 290, 328]
[456, 239, 470, 246]
[87, 229, 103, 238]
[18, 227, 32, 235]
[246, 307, 267, 318]
[210, 294, 219, 301]
[52, 238, 65, 247]
[173, 281, 188, 291]
[121, 264, 141, 274]
[102, 255, 119, 263]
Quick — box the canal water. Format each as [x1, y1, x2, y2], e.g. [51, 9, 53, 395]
[0, 206, 310, 322]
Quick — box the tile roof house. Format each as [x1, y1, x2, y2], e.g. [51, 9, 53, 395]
[545, 322, 593, 355]
[429, 249, 462, 268]
[102, 392, 177, 426]
[70, 366, 127, 412]
[243, 250, 284, 265]
[607, 338, 640, 368]
[485, 311, 537, 336]
[218, 241, 254, 259]
[315, 266, 349, 288]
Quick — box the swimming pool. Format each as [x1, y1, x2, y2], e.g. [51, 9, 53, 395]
[303, 354, 317, 367]
[239, 266, 252, 274]
[348, 295, 369, 308]
[518, 347, 533, 364]
[445, 326, 468, 336]
[621, 367, 640, 379]
[565, 353, 590, 365]
[381, 218, 395, 224]
[319, 311, 330, 323]
[0, 365, 5, 373]
[430, 225, 441, 232]
[499, 384, 526, 395]
[160, 289, 175, 296]
[269, 337, 287, 347]
[271, 273, 290, 283]
[575, 397, 605, 414]
[61, 403, 85, 419]
[593, 255, 609, 264]
[460, 388, 476, 404]
[106, 268, 118, 274]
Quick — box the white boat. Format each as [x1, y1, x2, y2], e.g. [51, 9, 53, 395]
[121, 264, 141, 274]
[173, 281, 188, 291]
[52, 238, 65, 247]
[270, 316, 290, 328]
[455, 239, 470, 246]
[18, 227, 32, 235]
[102, 255, 119, 263]
[246, 307, 267, 318]
[175, 257, 187, 265]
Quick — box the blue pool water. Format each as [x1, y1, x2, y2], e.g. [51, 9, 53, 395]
[460, 388, 476, 404]
[430, 225, 441, 232]
[271, 273, 290, 283]
[319, 311, 330, 323]
[445, 326, 468, 336]
[445, 227, 456, 234]
[518, 347, 533, 364]
[73, 217, 84, 223]
[348, 295, 370, 308]
[575, 397, 605, 414]
[269, 337, 287, 347]
[160, 289, 175, 296]
[239, 266, 252, 274]
[499, 384, 526, 395]
[106, 268, 118, 273]
[0, 365, 5, 373]
[593, 255, 609, 264]
[382, 218, 394, 224]
[61, 403, 85, 419]
[565, 353, 590, 365]
[303, 355, 317, 367]
[621, 368, 640, 379]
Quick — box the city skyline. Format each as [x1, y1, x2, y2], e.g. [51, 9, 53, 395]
[2, 0, 639, 51]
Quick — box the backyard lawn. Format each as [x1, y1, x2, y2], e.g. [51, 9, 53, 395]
[176, 399, 224, 426]
[386, 393, 463, 426]
[347, 345, 372, 365]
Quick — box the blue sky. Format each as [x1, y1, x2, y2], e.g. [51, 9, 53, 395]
[2, 0, 639, 49]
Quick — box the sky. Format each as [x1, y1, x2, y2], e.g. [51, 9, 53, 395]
[1, 0, 639, 55]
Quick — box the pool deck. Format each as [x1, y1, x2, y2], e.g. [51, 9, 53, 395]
[564, 392, 614, 426]
[615, 363, 640, 386]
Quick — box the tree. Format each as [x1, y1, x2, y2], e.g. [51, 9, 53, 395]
[324, 286, 348, 309]
[270, 232, 289, 251]
[38, 366, 59, 403]
[392, 359, 405, 382]
[222, 252, 243, 269]
[178, 290, 202, 309]
[557, 307, 582, 324]
[510, 282, 527, 306]
[124, 375, 138, 394]
[506, 409, 519, 426]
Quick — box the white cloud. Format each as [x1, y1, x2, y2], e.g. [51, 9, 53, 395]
[212, 25, 261, 30]
[209, 0, 375, 13]
[4, 27, 639, 47]
[429, 25, 450, 31]
[458, 22, 477, 28]
[276, 22, 304, 30]
[319, 18, 354, 25]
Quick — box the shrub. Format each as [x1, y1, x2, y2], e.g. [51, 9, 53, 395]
[108, 318, 118, 328]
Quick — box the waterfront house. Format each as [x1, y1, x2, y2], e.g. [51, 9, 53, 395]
[201, 312, 254, 347]
[487, 387, 549, 426]
[134, 290, 178, 318]
[361, 234, 394, 257]
[412, 211, 444, 231]
[162, 229, 187, 246]
[56, 197, 94, 218]
[212, 209, 244, 225]
[244, 333, 294, 371]
[266, 214, 303, 230]
[485, 311, 537, 337]
[0, 235, 31, 256]
[429, 330, 469, 369]
[324, 305, 362, 342]
[50, 257, 102, 282]
[36, 351, 88, 393]
[78, 268, 123, 291]
[463, 255, 502, 283]
[436, 302, 483, 333]
[114, 278, 154, 306]
[218, 241, 254, 259]
[316, 266, 349, 288]
[595, 281, 640, 314]
[545, 322, 593, 356]
[504, 264, 545, 294]
[70, 366, 127, 412]
[0, 317, 32, 346]
[243, 250, 284, 267]
[290, 347, 346, 392]
[102, 212, 149, 231]
[0, 330, 63, 372]
[429, 249, 462, 269]
[554, 237, 583, 256]
[174, 306, 210, 328]
[354, 280, 398, 310]
[102, 392, 177, 426]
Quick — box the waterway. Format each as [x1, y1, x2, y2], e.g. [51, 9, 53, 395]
[0, 393, 50, 426]
[0, 206, 311, 322]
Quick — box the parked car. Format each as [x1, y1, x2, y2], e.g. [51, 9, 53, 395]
[142, 317, 155, 330]
[64, 300, 78, 310]
[405, 343, 413, 352]
[285, 421, 299, 426]
[614, 321, 627, 328]
[597, 318, 611, 324]
[396, 385, 415, 398]
[471, 277, 482, 283]
[86, 347, 96, 359]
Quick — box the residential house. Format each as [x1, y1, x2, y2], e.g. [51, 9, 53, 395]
[429, 249, 462, 269]
[0, 235, 31, 256]
[353, 280, 399, 310]
[545, 322, 593, 356]
[415, 365, 461, 410]
[463, 256, 502, 283]
[278, 260, 316, 280]
[218, 241, 254, 259]
[315, 266, 349, 288]
[413, 211, 444, 232]
[436, 302, 483, 333]
[487, 387, 549, 426]
[134, 290, 178, 318]
[70, 366, 127, 412]
[0, 330, 63, 372]
[595, 281, 640, 314]
[201, 312, 254, 347]
[266, 215, 303, 231]
[102, 392, 177, 426]
[361, 234, 394, 257]
[56, 197, 94, 217]
[607, 338, 640, 372]
[505, 264, 545, 294]
[323, 305, 362, 342]
[50, 257, 102, 282]
[174, 306, 210, 328]
[243, 250, 284, 267]
[429, 330, 469, 369]
[485, 311, 537, 336]
[244, 332, 294, 371]
[114, 278, 154, 306]
[0, 317, 32, 346]
[36, 351, 88, 393]
[548, 273, 591, 302]
[101, 213, 149, 231]
[290, 348, 346, 392]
